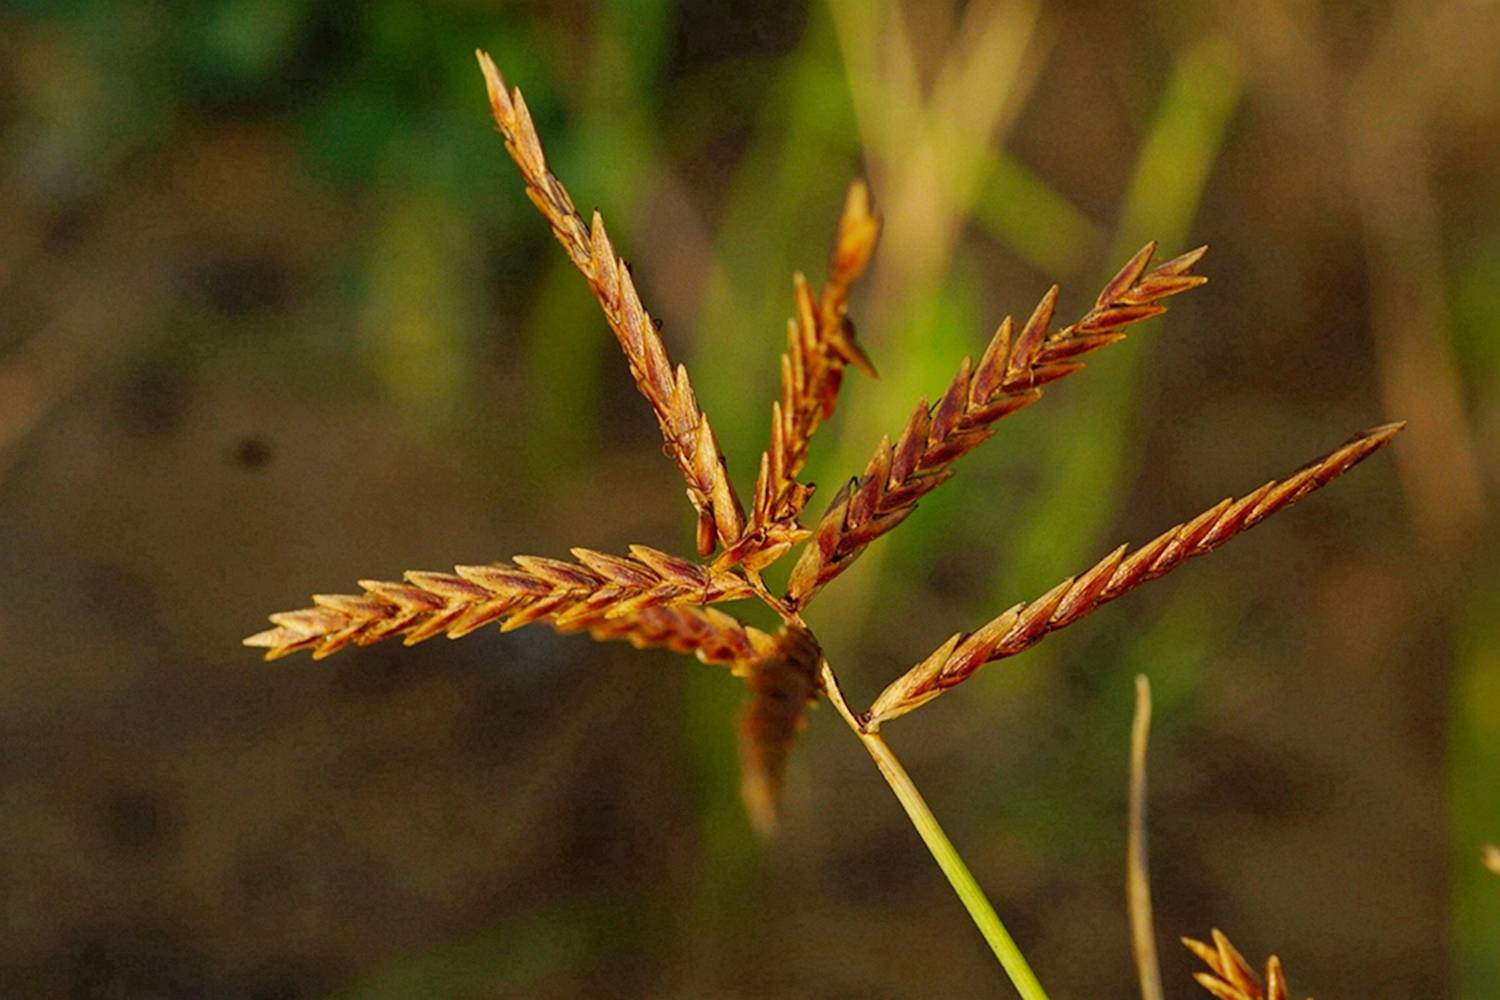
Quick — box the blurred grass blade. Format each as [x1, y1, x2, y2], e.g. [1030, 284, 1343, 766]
[996, 35, 1242, 602]
[1449, 580, 1500, 993]
[1115, 37, 1243, 255]
[973, 153, 1102, 276]
[1128, 675, 1164, 1000]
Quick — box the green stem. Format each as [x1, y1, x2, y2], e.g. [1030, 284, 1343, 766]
[857, 730, 1051, 1000]
[817, 660, 1048, 998]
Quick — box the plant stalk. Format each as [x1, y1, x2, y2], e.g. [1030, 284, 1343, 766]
[859, 730, 1050, 1000]
[1127, 675, 1164, 1000]
[818, 662, 1050, 1000]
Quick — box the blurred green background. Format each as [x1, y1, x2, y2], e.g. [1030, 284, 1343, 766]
[1, 0, 1497, 997]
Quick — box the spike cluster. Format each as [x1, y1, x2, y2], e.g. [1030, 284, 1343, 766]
[477, 51, 743, 556]
[736, 625, 822, 835]
[1184, 930, 1303, 1000]
[786, 240, 1208, 607]
[243, 546, 756, 661]
[867, 423, 1403, 725]
[722, 181, 882, 572]
[244, 51, 1406, 860]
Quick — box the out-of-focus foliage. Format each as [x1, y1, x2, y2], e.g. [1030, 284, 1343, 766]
[1, 1, 1497, 997]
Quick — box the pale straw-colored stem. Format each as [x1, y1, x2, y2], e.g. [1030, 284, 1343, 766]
[1128, 675, 1164, 1000]
[819, 661, 1050, 1000]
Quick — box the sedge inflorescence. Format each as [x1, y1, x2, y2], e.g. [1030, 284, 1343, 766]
[247, 50, 1400, 843]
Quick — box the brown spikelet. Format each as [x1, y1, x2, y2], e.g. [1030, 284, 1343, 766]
[243, 545, 755, 661]
[867, 423, 1403, 725]
[736, 625, 821, 835]
[476, 50, 743, 555]
[1184, 930, 1305, 1000]
[785, 242, 1208, 607]
[577, 605, 778, 672]
[722, 179, 882, 573]
[253, 593, 772, 673]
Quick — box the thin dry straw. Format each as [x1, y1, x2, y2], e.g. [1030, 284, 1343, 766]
[243, 545, 758, 661]
[1183, 929, 1299, 1000]
[476, 50, 744, 557]
[786, 240, 1208, 608]
[867, 422, 1404, 725]
[735, 625, 821, 836]
[721, 180, 882, 573]
[1128, 675, 1164, 1000]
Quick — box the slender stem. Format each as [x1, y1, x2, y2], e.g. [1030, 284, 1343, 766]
[860, 731, 1051, 1000]
[1127, 675, 1164, 1000]
[745, 567, 806, 630]
[817, 661, 1050, 1000]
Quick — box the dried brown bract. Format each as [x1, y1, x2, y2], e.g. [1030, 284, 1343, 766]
[1184, 930, 1306, 1000]
[245, 49, 1402, 857]
[736, 625, 822, 835]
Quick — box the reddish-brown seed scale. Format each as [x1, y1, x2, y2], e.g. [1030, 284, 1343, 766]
[476, 51, 743, 555]
[730, 179, 883, 573]
[867, 423, 1403, 725]
[784, 240, 1210, 608]
[243, 546, 757, 661]
[580, 605, 777, 669]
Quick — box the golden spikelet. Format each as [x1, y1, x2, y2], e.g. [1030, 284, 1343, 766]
[581, 605, 778, 671]
[244, 545, 756, 661]
[722, 180, 882, 572]
[1484, 844, 1500, 876]
[867, 423, 1403, 725]
[1184, 930, 1306, 1000]
[785, 240, 1208, 607]
[476, 51, 743, 556]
